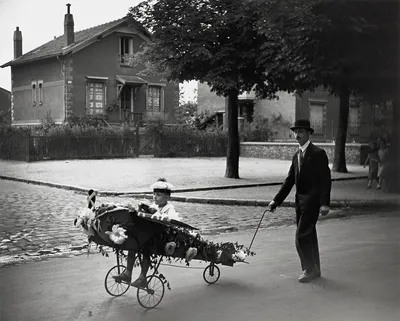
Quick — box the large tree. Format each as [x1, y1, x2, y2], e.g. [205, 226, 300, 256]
[129, 0, 280, 178]
[258, 0, 399, 173]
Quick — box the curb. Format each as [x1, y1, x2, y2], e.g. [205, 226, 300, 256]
[0, 175, 88, 193]
[0, 174, 368, 196]
[1, 174, 397, 209]
[105, 191, 400, 209]
[105, 175, 370, 195]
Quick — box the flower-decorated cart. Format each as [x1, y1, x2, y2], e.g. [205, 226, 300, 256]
[74, 191, 256, 309]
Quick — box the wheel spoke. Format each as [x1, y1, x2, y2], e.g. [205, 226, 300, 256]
[153, 283, 163, 291]
[104, 265, 130, 297]
[137, 275, 165, 309]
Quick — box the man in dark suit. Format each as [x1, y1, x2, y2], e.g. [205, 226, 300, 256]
[268, 119, 332, 283]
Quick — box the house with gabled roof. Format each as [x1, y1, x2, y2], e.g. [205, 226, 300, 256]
[1, 4, 179, 126]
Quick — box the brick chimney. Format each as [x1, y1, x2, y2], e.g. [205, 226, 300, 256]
[64, 3, 74, 46]
[13, 27, 22, 59]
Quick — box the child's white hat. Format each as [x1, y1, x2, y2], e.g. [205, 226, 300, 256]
[150, 178, 174, 194]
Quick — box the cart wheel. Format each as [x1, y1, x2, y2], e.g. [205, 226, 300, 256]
[203, 264, 220, 284]
[104, 265, 131, 297]
[137, 275, 165, 309]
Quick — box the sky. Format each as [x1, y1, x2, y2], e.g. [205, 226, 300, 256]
[0, 0, 197, 101]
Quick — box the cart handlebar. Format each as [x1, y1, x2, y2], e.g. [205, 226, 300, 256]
[248, 207, 275, 251]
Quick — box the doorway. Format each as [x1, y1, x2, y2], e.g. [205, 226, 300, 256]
[120, 86, 135, 122]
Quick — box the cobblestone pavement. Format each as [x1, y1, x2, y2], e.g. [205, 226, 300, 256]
[0, 179, 384, 267]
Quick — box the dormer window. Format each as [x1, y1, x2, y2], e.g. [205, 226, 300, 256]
[120, 36, 134, 67]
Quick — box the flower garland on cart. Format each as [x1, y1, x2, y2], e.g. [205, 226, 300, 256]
[74, 201, 256, 289]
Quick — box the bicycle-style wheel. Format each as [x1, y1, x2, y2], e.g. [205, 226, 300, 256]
[137, 275, 165, 309]
[203, 264, 220, 284]
[104, 265, 131, 297]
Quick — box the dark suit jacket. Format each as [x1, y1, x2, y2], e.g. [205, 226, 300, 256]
[274, 142, 332, 213]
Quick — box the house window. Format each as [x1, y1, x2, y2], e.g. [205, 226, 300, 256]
[309, 101, 326, 135]
[87, 82, 106, 115]
[120, 37, 134, 66]
[348, 107, 360, 135]
[38, 80, 43, 105]
[31, 81, 37, 106]
[147, 86, 161, 112]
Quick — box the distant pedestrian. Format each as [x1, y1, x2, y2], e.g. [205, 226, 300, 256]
[377, 139, 389, 191]
[268, 119, 332, 283]
[364, 141, 380, 189]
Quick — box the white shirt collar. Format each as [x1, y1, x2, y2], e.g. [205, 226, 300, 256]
[299, 140, 310, 153]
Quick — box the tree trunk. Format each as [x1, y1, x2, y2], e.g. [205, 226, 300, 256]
[225, 89, 240, 178]
[332, 83, 350, 173]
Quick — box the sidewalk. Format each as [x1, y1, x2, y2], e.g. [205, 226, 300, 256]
[0, 157, 366, 193]
[173, 179, 400, 208]
[0, 158, 399, 208]
[1, 213, 399, 321]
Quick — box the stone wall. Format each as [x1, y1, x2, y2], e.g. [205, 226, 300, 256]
[240, 142, 369, 165]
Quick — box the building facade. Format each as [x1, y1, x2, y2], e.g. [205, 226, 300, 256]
[1, 5, 179, 126]
[198, 82, 389, 143]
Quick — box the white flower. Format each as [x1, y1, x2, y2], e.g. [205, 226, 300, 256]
[232, 250, 247, 262]
[75, 208, 96, 236]
[105, 225, 128, 245]
[76, 208, 95, 224]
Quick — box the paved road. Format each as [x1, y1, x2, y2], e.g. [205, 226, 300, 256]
[0, 180, 297, 265]
[1, 213, 399, 321]
[0, 179, 395, 266]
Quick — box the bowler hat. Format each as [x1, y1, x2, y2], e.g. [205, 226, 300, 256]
[290, 119, 314, 134]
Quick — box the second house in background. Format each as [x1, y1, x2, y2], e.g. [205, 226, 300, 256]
[197, 82, 391, 143]
[1, 4, 179, 126]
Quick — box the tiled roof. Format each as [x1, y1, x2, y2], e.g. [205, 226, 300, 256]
[1, 16, 150, 67]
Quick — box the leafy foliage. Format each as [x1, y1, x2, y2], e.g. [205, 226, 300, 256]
[176, 101, 198, 124]
[130, 0, 277, 98]
[157, 125, 228, 157]
[242, 116, 273, 142]
[255, 0, 399, 172]
[40, 112, 56, 133]
[129, 0, 289, 178]
[66, 114, 109, 128]
[258, 0, 399, 98]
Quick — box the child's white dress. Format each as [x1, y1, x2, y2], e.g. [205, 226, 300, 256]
[150, 201, 181, 221]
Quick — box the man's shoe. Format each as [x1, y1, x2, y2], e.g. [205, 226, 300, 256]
[112, 274, 131, 283]
[131, 277, 147, 288]
[298, 270, 320, 283]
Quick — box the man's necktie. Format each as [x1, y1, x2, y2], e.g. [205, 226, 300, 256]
[298, 149, 304, 172]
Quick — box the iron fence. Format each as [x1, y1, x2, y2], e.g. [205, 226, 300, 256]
[28, 135, 138, 161]
[0, 128, 228, 162]
[0, 132, 29, 161]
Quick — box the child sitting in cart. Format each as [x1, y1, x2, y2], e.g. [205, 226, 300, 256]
[113, 178, 197, 288]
